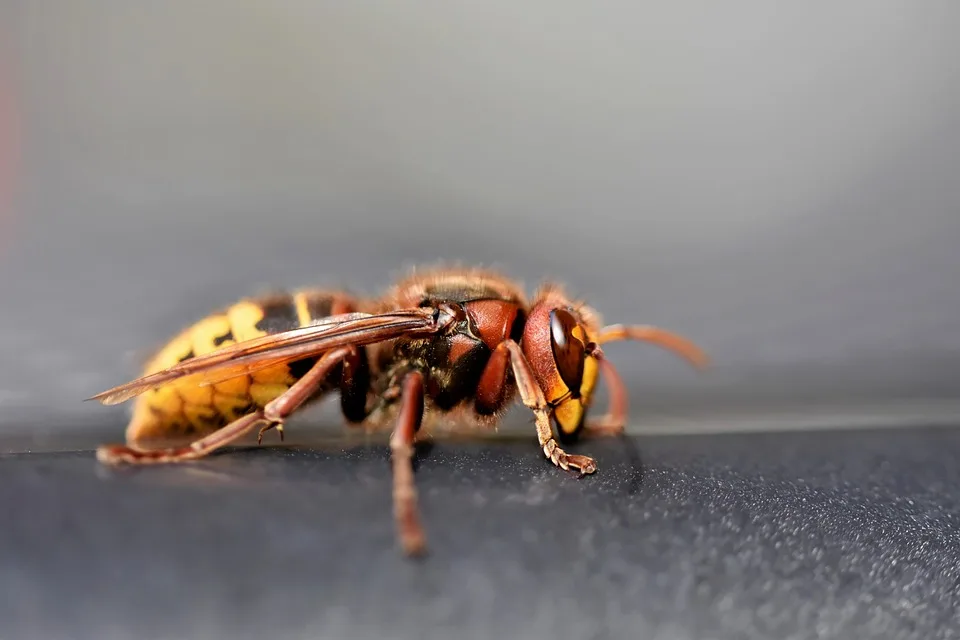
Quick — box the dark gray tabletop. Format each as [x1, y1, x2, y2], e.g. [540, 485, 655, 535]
[3, 425, 960, 640]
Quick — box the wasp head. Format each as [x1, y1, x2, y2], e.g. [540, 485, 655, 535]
[520, 285, 602, 442]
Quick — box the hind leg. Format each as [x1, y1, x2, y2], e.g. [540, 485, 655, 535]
[96, 347, 354, 464]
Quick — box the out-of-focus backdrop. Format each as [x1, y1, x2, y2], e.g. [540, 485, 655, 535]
[1, 1, 959, 441]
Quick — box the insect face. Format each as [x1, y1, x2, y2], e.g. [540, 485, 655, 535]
[521, 292, 602, 442]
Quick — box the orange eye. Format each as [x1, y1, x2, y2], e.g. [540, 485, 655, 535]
[549, 308, 585, 398]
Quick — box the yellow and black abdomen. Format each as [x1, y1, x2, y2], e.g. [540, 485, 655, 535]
[125, 290, 360, 445]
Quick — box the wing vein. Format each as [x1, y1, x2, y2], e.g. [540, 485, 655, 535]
[89, 307, 452, 405]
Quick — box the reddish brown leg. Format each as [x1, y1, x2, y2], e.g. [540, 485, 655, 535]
[581, 324, 708, 439]
[582, 354, 629, 438]
[258, 418, 286, 445]
[474, 336, 511, 414]
[96, 347, 353, 465]
[501, 340, 597, 476]
[390, 370, 427, 556]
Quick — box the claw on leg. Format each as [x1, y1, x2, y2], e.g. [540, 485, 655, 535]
[257, 421, 284, 445]
[541, 424, 597, 477]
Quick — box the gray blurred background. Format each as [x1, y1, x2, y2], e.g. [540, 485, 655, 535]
[1, 1, 959, 442]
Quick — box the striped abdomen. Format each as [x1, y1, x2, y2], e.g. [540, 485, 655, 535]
[125, 290, 364, 445]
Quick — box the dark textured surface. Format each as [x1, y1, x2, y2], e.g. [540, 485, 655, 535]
[2, 426, 959, 640]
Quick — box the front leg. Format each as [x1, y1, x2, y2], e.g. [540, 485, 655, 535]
[581, 324, 709, 439]
[499, 341, 597, 476]
[581, 353, 627, 438]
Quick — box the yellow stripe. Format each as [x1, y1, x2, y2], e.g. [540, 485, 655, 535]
[294, 291, 312, 327]
[227, 301, 267, 342]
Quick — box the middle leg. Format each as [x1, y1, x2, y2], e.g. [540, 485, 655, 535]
[389, 369, 428, 556]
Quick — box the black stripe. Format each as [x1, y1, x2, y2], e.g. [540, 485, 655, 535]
[212, 330, 234, 346]
[254, 294, 301, 334]
[288, 356, 319, 381]
[305, 293, 334, 323]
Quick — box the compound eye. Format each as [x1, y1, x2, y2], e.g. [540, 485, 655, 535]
[549, 308, 585, 398]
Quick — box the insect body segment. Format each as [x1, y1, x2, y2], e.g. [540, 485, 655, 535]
[92, 267, 708, 557]
[124, 290, 364, 445]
